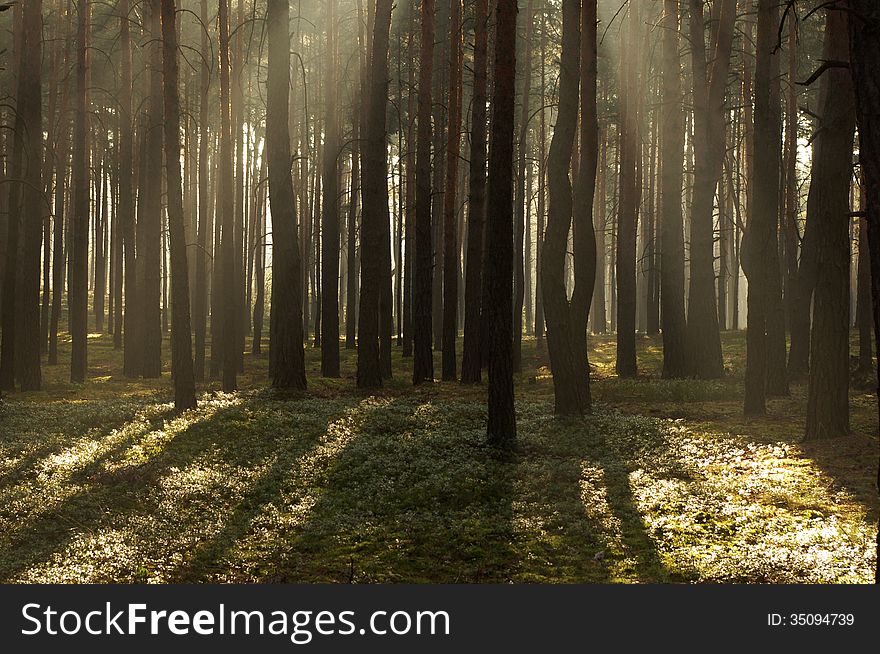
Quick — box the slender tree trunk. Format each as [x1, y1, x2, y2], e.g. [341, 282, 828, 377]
[461, 0, 488, 384]
[685, 0, 735, 379]
[485, 0, 518, 447]
[14, 0, 43, 391]
[160, 0, 196, 410]
[219, 0, 238, 391]
[743, 0, 784, 416]
[512, 0, 535, 373]
[69, 0, 90, 383]
[357, 0, 394, 389]
[805, 5, 855, 439]
[413, 0, 435, 384]
[346, 117, 360, 350]
[139, 1, 164, 379]
[402, 2, 417, 358]
[266, 0, 307, 390]
[442, 0, 463, 381]
[615, 1, 640, 378]
[857, 210, 873, 374]
[848, 0, 880, 583]
[321, 0, 341, 377]
[192, 0, 209, 381]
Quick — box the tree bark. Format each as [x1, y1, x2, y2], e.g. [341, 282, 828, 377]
[660, 0, 687, 378]
[485, 0, 518, 447]
[742, 0, 785, 416]
[321, 0, 341, 377]
[615, 1, 641, 378]
[413, 0, 435, 384]
[461, 0, 488, 384]
[69, 0, 89, 383]
[160, 0, 197, 410]
[442, 0, 463, 381]
[267, 0, 307, 390]
[848, 0, 880, 585]
[357, 0, 394, 389]
[219, 0, 238, 391]
[805, 5, 855, 439]
[685, 0, 735, 379]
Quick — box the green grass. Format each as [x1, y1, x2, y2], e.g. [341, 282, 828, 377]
[0, 327, 876, 582]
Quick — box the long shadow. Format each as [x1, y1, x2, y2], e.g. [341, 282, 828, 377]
[0, 391, 359, 582]
[514, 411, 674, 582]
[168, 396, 372, 582]
[265, 398, 517, 583]
[0, 399, 166, 485]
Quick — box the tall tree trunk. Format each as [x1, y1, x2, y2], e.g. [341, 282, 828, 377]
[805, 5, 855, 439]
[160, 0, 197, 410]
[660, 0, 687, 378]
[69, 0, 89, 383]
[857, 211, 873, 374]
[485, 0, 518, 447]
[413, 0, 435, 384]
[543, 0, 596, 415]
[321, 0, 341, 377]
[570, 0, 599, 410]
[357, 0, 394, 389]
[402, 1, 417, 358]
[139, 1, 164, 379]
[685, 0, 735, 379]
[346, 117, 360, 350]
[266, 0, 307, 390]
[615, 1, 640, 378]
[192, 0, 209, 382]
[442, 0, 463, 381]
[461, 0, 488, 384]
[219, 0, 238, 391]
[14, 0, 43, 391]
[848, 0, 880, 584]
[743, 0, 785, 416]
[512, 0, 535, 373]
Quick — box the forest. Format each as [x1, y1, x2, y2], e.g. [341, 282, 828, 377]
[0, 0, 879, 584]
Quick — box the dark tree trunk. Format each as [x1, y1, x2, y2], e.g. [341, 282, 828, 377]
[69, 0, 89, 383]
[570, 0, 599, 410]
[267, 0, 306, 390]
[192, 0, 209, 382]
[512, 0, 535, 374]
[461, 0, 488, 384]
[742, 0, 785, 416]
[346, 117, 360, 350]
[615, 0, 640, 379]
[805, 5, 855, 439]
[848, 0, 880, 585]
[219, 0, 237, 391]
[322, 0, 341, 377]
[49, 72, 69, 367]
[485, 0, 518, 447]
[357, 0, 394, 389]
[857, 213, 873, 374]
[14, 0, 43, 391]
[160, 0, 197, 410]
[138, 1, 164, 380]
[660, 0, 687, 378]
[402, 2, 417, 359]
[685, 0, 735, 380]
[413, 0, 435, 384]
[442, 0, 463, 381]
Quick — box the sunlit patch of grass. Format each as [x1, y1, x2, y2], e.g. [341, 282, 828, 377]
[629, 427, 875, 583]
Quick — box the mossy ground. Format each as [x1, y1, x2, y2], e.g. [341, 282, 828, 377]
[0, 328, 876, 582]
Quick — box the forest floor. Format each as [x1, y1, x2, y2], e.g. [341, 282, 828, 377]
[0, 329, 877, 583]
